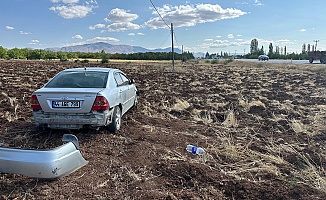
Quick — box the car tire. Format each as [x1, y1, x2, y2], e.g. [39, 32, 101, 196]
[309, 58, 313, 63]
[108, 106, 121, 133]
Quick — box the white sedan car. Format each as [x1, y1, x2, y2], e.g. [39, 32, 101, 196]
[30, 67, 138, 132]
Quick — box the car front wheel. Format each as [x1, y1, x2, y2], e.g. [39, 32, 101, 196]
[108, 106, 121, 133]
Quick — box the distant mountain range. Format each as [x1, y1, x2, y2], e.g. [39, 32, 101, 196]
[46, 42, 183, 54]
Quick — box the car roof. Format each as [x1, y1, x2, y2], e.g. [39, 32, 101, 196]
[62, 67, 116, 72]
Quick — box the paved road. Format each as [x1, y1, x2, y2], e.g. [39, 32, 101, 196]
[236, 59, 326, 65]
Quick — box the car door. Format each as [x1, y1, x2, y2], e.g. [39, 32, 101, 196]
[119, 73, 135, 110]
[114, 73, 128, 114]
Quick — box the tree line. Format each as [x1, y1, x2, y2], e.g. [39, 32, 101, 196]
[202, 39, 318, 60]
[0, 46, 194, 61]
[247, 38, 310, 60]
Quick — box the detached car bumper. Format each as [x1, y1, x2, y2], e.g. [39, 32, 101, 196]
[33, 109, 113, 129]
[0, 134, 88, 179]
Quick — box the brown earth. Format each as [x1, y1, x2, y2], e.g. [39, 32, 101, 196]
[0, 60, 325, 199]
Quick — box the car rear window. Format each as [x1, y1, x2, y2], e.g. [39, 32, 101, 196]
[45, 71, 108, 88]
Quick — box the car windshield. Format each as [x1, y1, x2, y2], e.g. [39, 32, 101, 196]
[45, 71, 108, 88]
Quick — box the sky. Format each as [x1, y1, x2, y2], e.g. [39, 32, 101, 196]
[1, 0, 326, 54]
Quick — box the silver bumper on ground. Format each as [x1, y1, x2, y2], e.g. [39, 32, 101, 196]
[0, 134, 88, 179]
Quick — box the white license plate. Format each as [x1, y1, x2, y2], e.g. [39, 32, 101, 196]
[52, 101, 80, 108]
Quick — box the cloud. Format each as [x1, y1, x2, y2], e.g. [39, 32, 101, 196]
[89, 23, 106, 30]
[201, 37, 294, 51]
[254, 0, 263, 6]
[89, 8, 141, 32]
[146, 4, 247, 29]
[51, 0, 79, 4]
[104, 8, 138, 23]
[128, 33, 135, 36]
[107, 22, 140, 32]
[104, 8, 140, 32]
[72, 34, 83, 39]
[50, 0, 97, 19]
[227, 34, 234, 39]
[237, 34, 242, 37]
[200, 38, 251, 49]
[86, 37, 119, 43]
[209, 41, 250, 48]
[299, 29, 307, 32]
[216, 35, 222, 38]
[257, 39, 294, 46]
[137, 32, 145, 35]
[275, 39, 293, 45]
[215, 40, 230, 44]
[6, 26, 14, 30]
[50, 5, 93, 19]
[29, 40, 40, 44]
[20, 31, 30, 35]
[204, 39, 214, 41]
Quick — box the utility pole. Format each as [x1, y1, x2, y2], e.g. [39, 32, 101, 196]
[171, 23, 175, 70]
[181, 45, 184, 62]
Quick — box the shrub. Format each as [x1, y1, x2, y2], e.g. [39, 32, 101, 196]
[211, 59, 219, 64]
[223, 58, 234, 65]
[101, 58, 109, 64]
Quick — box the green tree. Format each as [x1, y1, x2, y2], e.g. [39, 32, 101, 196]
[57, 51, 68, 61]
[100, 49, 109, 63]
[0, 46, 7, 59]
[67, 52, 78, 60]
[275, 46, 280, 56]
[250, 38, 258, 54]
[205, 52, 210, 59]
[259, 45, 264, 55]
[268, 43, 273, 57]
[7, 48, 23, 59]
[45, 50, 57, 60]
[302, 43, 306, 54]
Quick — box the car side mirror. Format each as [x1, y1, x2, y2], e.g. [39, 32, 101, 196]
[129, 79, 135, 84]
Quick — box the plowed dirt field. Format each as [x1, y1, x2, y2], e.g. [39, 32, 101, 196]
[0, 60, 325, 199]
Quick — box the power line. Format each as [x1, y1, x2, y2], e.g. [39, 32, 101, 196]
[159, 33, 171, 48]
[149, 0, 170, 29]
[173, 31, 180, 48]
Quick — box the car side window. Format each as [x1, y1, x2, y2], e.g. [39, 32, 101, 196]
[114, 73, 124, 86]
[114, 73, 130, 86]
[120, 73, 130, 85]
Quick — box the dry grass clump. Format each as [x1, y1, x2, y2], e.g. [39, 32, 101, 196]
[0, 91, 19, 122]
[239, 99, 266, 112]
[172, 98, 190, 111]
[191, 109, 213, 124]
[290, 119, 306, 134]
[222, 110, 238, 128]
[287, 145, 326, 190]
